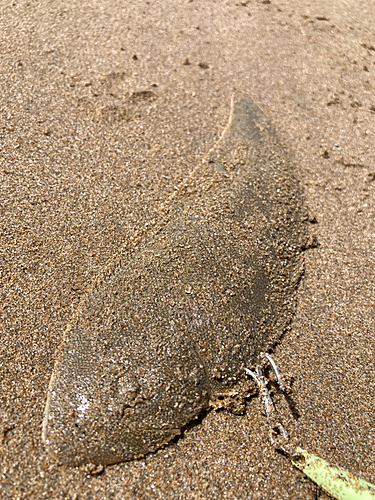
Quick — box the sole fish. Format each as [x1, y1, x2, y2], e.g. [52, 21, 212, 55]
[42, 94, 307, 466]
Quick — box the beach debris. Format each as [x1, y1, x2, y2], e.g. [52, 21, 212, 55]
[245, 366, 275, 417]
[245, 357, 375, 499]
[262, 352, 285, 392]
[245, 353, 288, 444]
[292, 448, 375, 500]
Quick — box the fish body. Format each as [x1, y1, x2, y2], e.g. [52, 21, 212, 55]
[43, 95, 306, 465]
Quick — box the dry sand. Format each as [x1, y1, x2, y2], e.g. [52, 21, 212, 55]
[1, 0, 374, 498]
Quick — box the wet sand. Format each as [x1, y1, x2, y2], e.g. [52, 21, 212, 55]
[1, 0, 375, 498]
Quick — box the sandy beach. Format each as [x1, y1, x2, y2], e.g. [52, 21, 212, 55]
[1, 0, 375, 498]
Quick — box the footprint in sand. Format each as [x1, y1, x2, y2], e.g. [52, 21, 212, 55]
[42, 94, 307, 466]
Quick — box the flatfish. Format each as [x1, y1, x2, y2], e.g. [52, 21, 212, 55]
[42, 94, 307, 466]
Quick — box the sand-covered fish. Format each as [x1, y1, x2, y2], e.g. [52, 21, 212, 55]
[42, 94, 307, 466]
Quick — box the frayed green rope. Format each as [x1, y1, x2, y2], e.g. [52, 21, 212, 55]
[292, 448, 375, 500]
